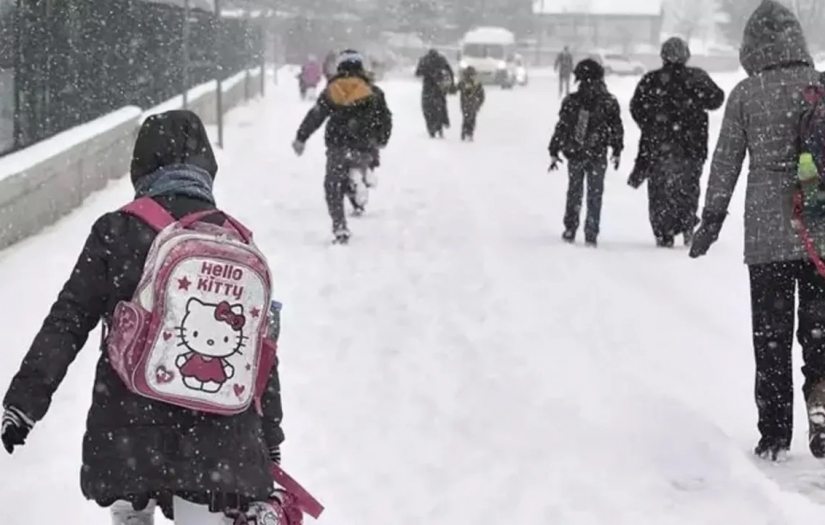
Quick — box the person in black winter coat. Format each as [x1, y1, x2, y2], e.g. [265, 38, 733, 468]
[629, 37, 725, 247]
[457, 66, 485, 141]
[292, 49, 393, 244]
[554, 46, 574, 98]
[415, 49, 455, 138]
[0, 110, 284, 524]
[549, 59, 624, 247]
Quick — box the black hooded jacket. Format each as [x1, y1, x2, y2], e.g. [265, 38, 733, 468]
[415, 50, 455, 94]
[2, 110, 283, 515]
[549, 80, 624, 161]
[296, 70, 393, 152]
[630, 63, 724, 165]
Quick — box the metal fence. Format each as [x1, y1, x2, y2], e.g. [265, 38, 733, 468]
[0, 0, 264, 157]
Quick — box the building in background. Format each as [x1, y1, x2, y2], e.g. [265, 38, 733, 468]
[532, 0, 664, 53]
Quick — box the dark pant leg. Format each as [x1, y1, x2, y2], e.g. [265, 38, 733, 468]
[647, 172, 667, 239]
[583, 158, 607, 239]
[797, 262, 825, 400]
[325, 150, 350, 232]
[439, 94, 450, 129]
[647, 159, 685, 239]
[422, 91, 437, 135]
[462, 109, 477, 137]
[564, 160, 586, 233]
[684, 160, 704, 231]
[749, 261, 798, 448]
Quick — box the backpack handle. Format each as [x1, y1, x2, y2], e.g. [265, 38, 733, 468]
[179, 210, 253, 243]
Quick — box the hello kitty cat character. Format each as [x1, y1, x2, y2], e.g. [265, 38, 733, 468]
[175, 298, 247, 393]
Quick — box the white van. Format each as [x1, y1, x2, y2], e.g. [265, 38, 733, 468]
[458, 27, 519, 88]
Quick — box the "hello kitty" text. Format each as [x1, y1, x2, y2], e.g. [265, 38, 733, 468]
[197, 262, 245, 300]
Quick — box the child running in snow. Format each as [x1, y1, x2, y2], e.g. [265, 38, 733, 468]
[457, 66, 486, 141]
[549, 58, 624, 247]
[0, 110, 286, 525]
[292, 49, 393, 244]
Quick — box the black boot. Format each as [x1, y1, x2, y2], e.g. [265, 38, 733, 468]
[754, 437, 790, 461]
[808, 381, 825, 458]
[655, 235, 674, 248]
[562, 230, 575, 243]
[332, 227, 350, 245]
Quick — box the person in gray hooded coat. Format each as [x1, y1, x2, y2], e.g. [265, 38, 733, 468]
[689, 0, 825, 461]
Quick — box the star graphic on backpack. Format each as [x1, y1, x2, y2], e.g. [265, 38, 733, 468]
[178, 276, 192, 291]
[250, 307, 261, 319]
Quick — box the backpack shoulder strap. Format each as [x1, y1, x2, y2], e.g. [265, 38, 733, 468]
[173, 208, 253, 243]
[120, 197, 176, 232]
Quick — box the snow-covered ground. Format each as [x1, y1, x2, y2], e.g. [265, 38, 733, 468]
[2, 67, 825, 524]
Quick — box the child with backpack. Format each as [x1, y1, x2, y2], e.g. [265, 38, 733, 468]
[689, 0, 825, 462]
[457, 66, 485, 141]
[0, 110, 320, 525]
[548, 58, 624, 247]
[292, 49, 393, 244]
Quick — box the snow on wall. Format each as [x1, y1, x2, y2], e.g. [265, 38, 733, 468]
[141, 68, 263, 126]
[0, 67, 264, 251]
[0, 106, 141, 249]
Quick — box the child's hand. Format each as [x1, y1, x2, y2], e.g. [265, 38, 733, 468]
[611, 154, 620, 170]
[549, 156, 562, 171]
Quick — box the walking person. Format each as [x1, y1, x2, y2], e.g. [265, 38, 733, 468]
[689, 0, 825, 461]
[554, 46, 574, 98]
[549, 59, 624, 247]
[457, 66, 486, 141]
[415, 49, 455, 138]
[628, 37, 725, 247]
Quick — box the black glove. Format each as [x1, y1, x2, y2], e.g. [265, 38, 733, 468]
[369, 148, 380, 170]
[2, 406, 33, 454]
[689, 212, 727, 259]
[269, 445, 281, 465]
[549, 155, 562, 171]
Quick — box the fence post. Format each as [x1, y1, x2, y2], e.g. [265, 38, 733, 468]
[182, 0, 190, 108]
[259, 15, 266, 97]
[215, 0, 223, 148]
[244, 8, 251, 101]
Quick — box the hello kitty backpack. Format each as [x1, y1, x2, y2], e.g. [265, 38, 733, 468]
[105, 197, 277, 416]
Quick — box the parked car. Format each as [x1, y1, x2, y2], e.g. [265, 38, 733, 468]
[590, 52, 646, 76]
[458, 26, 519, 89]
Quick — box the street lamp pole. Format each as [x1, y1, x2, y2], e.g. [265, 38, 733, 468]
[183, 0, 191, 108]
[215, 0, 223, 147]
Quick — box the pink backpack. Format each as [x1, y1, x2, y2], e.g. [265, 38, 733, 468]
[106, 197, 277, 416]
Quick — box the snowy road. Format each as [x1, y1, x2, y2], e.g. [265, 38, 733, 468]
[2, 68, 825, 524]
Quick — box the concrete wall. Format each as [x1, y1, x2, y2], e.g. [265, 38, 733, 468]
[0, 67, 264, 251]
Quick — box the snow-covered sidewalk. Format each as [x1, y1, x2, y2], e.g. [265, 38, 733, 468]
[1, 69, 824, 524]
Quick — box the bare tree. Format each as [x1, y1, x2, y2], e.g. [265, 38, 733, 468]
[783, 0, 825, 50]
[668, 0, 719, 43]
